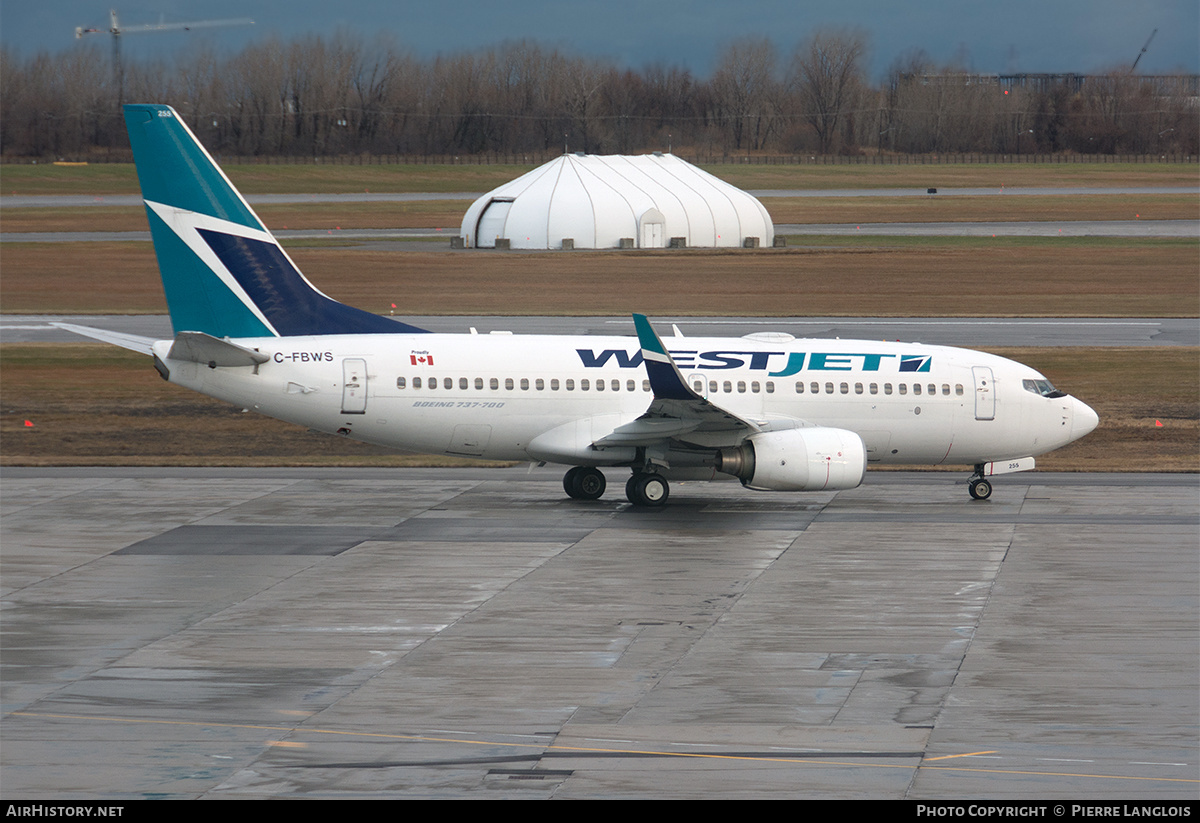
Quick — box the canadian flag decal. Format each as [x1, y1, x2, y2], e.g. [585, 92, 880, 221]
[410, 351, 434, 366]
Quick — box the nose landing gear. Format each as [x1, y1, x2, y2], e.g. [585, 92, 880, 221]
[968, 464, 993, 500]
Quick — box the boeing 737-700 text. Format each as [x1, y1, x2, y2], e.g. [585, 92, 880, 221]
[57, 105, 1099, 506]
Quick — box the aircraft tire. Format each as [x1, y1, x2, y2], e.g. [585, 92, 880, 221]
[627, 473, 669, 507]
[625, 473, 642, 503]
[968, 478, 992, 500]
[563, 467, 584, 498]
[574, 468, 606, 500]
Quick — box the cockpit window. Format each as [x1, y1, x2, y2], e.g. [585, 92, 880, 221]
[1023, 378, 1067, 398]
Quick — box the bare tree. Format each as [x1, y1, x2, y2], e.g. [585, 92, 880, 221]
[711, 38, 780, 151]
[790, 28, 867, 154]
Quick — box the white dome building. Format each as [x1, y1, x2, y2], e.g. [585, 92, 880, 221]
[460, 153, 774, 250]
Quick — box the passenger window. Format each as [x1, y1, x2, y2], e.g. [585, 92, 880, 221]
[709, 380, 718, 393]
[795, 381, 804, 393]
[869, 383, 878, 394]
[627, 380, 635, 392]
[825, 382, 834, 394]
[693, 380, 703, 392]
[723, 381, 732, 393]
[490, 377, 499, 390]
[642, 380, 650, 392]
[956, 384, 964, 396]
[520, 378, 529, 390]
[913, 384, 922, 395]
[840, 382, 849, 394]
[551, 378, 560, 390]
[811, 382, 820, 394]
[581, 379, 590, 391]
[595, 379, 604, 391]
[474, 377, 483, 390]
[413, 377, 421, 389]
[566, 379, 575, 391]
[505, 378, 514, 390]
[429, 377, 437, 390]
[444, 377, 452, 389]
[899, 384, 908, 395]
[942, 384, 950, 396]
[884, 383, 892, 395]
[928, 384, 936, 395]
[459, 377, 468, 390]
[536, 378, 545, 391]
[397, 377, 406, 389]
[855, 383, 863, 394]
[765, 381, 774, 394]
[751, 381, 760, 393]
[737, 381, 746, 393]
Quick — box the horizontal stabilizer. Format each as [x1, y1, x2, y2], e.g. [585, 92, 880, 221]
[167, 332, 270, 367]
[50, 323, 155, 355]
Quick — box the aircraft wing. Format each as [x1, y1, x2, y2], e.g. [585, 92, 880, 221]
[594, 314, 761, 447]
[50, 322, 156, 355]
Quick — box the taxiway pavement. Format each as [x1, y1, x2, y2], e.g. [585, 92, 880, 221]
[1, 468, 1196, 799]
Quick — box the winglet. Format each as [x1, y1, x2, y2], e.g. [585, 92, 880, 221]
[633, 314, 695, 400]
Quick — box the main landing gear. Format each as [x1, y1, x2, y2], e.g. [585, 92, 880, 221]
[563, 466, 606, 500]
[625, 472, 669, 507]
[561, 467, 670, 507]
[967, 464, 993, 500]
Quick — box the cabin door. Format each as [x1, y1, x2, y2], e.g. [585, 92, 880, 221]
[972, 366, 995, 421]
[341, 358, 368, 414]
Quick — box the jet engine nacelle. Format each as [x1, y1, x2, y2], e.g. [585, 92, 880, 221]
[717, 427, 866, 491]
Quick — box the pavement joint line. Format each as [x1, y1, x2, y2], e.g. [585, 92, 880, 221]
[11, 711, 1198, 783]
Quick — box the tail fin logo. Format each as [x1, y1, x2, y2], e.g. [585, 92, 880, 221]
[126, 103, 426, 339]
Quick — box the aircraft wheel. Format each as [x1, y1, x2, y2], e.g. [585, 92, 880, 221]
[968, 478, 992, 500]
[627, 473, 669, 507]
[565, 467, 605, 500]
[563, 467, 584, 498]
[574, 468, 606, 500]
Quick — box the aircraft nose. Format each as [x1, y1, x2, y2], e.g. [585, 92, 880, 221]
[1071, 397, 1099, 441]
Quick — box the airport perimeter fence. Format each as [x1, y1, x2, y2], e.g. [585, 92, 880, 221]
[4, 151, 1196, 166]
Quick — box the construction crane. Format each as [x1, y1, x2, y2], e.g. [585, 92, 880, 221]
[1131, 29, 1157, 71]
[75, 9, 254, 107]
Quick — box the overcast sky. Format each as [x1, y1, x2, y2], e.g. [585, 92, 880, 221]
[2, 0, 1197, 79]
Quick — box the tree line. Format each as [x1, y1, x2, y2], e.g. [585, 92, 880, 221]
[2, 30, 1196, 161]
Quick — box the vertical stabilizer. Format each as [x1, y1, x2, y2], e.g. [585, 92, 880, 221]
[123, 104, 425, 337]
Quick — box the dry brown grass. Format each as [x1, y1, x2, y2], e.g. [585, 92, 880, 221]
[2, 343, 1194, 471]
[2, 241, 1196, 317]
[291, 244, 1200, 318]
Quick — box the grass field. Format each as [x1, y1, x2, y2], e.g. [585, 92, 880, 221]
[3, 161, 1197, 196]
[3, 238, 1194, 317]
[1, 343, 1194, 472]
[1, 161, 1195, 472]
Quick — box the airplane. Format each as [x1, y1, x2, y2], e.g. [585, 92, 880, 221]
[56, 104, 1100, 506]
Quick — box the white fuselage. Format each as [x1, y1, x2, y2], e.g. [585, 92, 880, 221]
[151, 332, 1096, 472]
